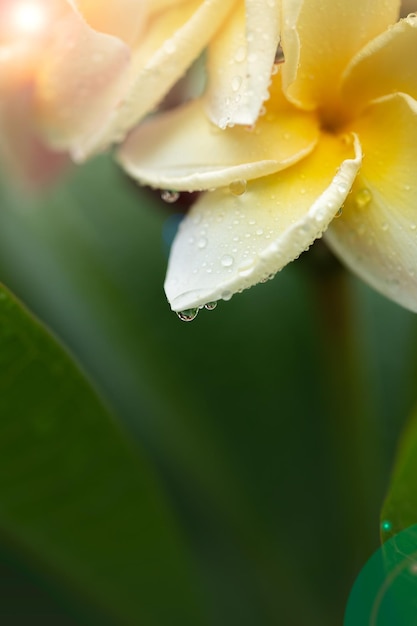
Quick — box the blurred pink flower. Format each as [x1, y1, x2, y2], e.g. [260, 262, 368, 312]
[0, 0, 235, 187]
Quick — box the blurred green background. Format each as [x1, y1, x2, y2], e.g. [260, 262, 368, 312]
[0, 155, 416, 625]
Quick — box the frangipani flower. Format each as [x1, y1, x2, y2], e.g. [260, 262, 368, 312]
[119, 0, 417, 316]
[0, 0, 236, 185]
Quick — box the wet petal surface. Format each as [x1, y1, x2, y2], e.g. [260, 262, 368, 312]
[165, 133, 362, 311]
[205, 0, 280, 127]
[118, 86, 319, 191]
[326, 93, 417, 312]
[341, 13, 417, 116]
[281, 0, 400, 111]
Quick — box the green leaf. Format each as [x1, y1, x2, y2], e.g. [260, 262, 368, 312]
[0, 283, 204, 626]
[1, 157, 416, 626]
[381, 402, 417, 539]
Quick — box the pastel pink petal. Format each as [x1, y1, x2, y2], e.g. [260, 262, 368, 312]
[34, 6, 131, 155]
[78, 0, 237, 158]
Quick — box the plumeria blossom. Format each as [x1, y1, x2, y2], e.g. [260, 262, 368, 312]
[119, 0, 417, 315]
[0, 0, 236, 185]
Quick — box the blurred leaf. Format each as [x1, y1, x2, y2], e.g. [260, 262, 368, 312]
[381, 402, 417, 538]
[1, 157, 416, 626]
[0, 282, 204, 626]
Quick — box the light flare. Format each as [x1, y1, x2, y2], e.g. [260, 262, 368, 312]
[8, 2, 49, 37]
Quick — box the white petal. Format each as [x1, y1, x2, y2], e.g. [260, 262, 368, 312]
[118, 90, 319, 191]
[325, 93, 417, 312]
[205, 0, 281, 127]
[165, 133, 362, 311]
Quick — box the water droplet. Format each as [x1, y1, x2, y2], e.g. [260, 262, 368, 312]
[221, 254, 234, 267]
[219, 116, 231, 129]
[340, 133, 353, 147]
[381, 222, 389, 232]
[229, 179, 247, 196]
[231, 75, 242, 92]
[197, 237, 208, 249]
[234, 46, 246, 63]
[161, 190, 180, 203]
[204, 301, 217, 311]
[221, 290, 232, 301]
[410, 223, 417, 231]
[335, 207, 343, 218]
[177, 308, 199, 322]
[337, 183, 348, 194]
[354, 188, 372, 210]
[164, 40, 176, 54]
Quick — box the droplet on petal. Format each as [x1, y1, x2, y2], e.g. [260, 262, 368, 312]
[354, 188, 372, 210]
[204, 301, 217, 311]
[231, 75, 242, 92]
[177, 308, 199, 322]
[229, 179, 247, 196]
[221, 254, 234, 267]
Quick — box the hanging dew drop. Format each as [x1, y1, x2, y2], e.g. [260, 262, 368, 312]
[161, 190, 180, 203]
[204, 301, 217, 311]
[177, 308, 199, 322]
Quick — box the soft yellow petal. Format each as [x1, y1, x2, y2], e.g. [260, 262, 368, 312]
[341, 13, 417, 116]
[71, 0, 192, 46]
[34, 6, 131, 153]
[77, 0, 237, 158]
[325, 93, 417, 312]
[281, 0, 401, 111]
[70, 0, 148, 46]
[205, 0, 280, 127]
[165, 133, 362, 312]
[118, 86, 319, 191]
